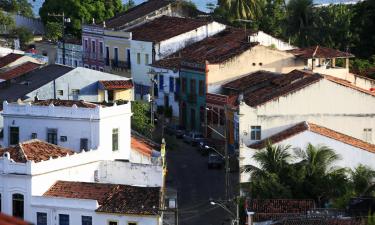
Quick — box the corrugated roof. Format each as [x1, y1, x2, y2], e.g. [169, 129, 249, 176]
[129, 16, 209, 42]
[287, 45, 354, 59]
[0, 62, 41, 81]
[0, 139, 75, 163]
[44, 181, 160, 215]
[249, 122, 375, 154]
[0, 53, 23, 68]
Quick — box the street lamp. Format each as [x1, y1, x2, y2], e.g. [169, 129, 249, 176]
[210, 201, 238, 225]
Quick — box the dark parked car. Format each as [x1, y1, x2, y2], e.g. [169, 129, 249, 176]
[183, 132, 205, 146]
[165, 124, 185, 138]
[208, 153, 224, 169]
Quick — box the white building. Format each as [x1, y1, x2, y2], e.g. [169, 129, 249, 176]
[236, 70, 375, 182]
[56, 39, 83, 68]
[128, 16, 226, 99]
[2, 100, 131, 157]
[0, 139, 162, 225]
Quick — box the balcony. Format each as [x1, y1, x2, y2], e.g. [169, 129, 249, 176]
[111, 59, 130, 71]
[83, 51, 104, 61]
[187, 93, 197, 104]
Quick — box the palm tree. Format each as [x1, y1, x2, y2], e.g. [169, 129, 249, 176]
[286, 0, 314, 46]
[231, 0, 264, 21]
[351, 164, 375, 196]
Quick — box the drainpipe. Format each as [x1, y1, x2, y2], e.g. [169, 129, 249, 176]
[53, 80, 56, 99]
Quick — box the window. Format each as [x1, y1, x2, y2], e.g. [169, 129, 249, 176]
[99, 67, 104, 72]
[84, 39, 88, 50]
[159, 75, 164, 90]
[80, 138, 89, 151]
[175, 78, 180, 93]
[47, 128, 57, 145]
[251, 126, 261, 140]
[12, 194, 24, 219]
[82, 216, 92, 225]
[91, 65, 96, 70]
[60, 136, 67, 142]
[99, 42, 104, 54]
[105, 46, 110, 66]
[114, 47, 119, 64]
[145, 54, 149, 65]
[37, 212, 47, 225]
[72, 89, 80, 95]
[128, 223, 137, 225]
[199, 80, 204, 96]
[31, 133, 37, 139]
[169, 77, 174, 92]
[74, 60, 78, 67]
[364, 128, 373, 143]
[219, 109, 225, 125]
[10, 126, 19, 145]
[181, 78, 186, 93]
[137, 53, 141, 64]
[108, 221, 118, 225]
[59, 214, 69, 225]
[112, 128, 119, 151]
[91, 40, 96, 53]
[57, 90, 63, 95]
[190, 79, 196, 94]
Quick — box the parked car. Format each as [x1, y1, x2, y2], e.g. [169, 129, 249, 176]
[183, 132, 205, 146]
[165, 124, 185, 138]
[198, 142, 215, 155]
[208, 153, 224, 169]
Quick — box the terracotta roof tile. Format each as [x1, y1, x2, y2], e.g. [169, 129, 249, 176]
[0, 62, 41, 81]
[33, 99, 98, 108]
[0, 213, 31, 225]
[0, 139, 75, 163]
[44, 181, 160, 215]
[0, 53, 23, 68]
[105, 0, 173, 29]
[99, 80, 133, 90]
[152, 28, 255, 66]
[324, 74, 375, 97]
[129, 16, 209, 42]
[131, 135, 159, 157]
[249, 122, 375, 154]
[287, 45, 354, 59]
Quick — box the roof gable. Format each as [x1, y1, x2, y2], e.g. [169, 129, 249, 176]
[0, 62, 41, 81]
[0, 53, 23, 68]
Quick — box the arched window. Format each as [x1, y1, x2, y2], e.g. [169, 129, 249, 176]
[12, 193, 24, 219]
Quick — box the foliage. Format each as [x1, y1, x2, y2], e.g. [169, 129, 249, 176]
[45, 22, 63, 42]
[0, 0, 34, 17]
[0, 10, 15, 29]
[131, 101, 154, 138]
[123, 0, 135, 11]
[39, 0, 123, 37]
[10, 26, 33, 48]
[368, 212, 375, 225]
[258, 0, 286, 38]
[214, 0, 264, 23]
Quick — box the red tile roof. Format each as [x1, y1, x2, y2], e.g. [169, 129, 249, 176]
[106, 0, 173, 29]
[249, 122, 375, 154]
[129, 16, 209, 42]
[287, 45, 354, 59]
[152, 28, 256, 67]
[0, 139, 75, 163]
[44, 181, 160, 215]
[0, 62, 41, 81]
[99, 80, 133, 90]
[0, 53, 23, 68]
[0, 213, 31, 225]
[33, 99, 98, 108]
[131, 135, 159, 157]
[324, 74, 375, 97]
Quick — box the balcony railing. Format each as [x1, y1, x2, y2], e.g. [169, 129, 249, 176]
[187, 93, 197, 103]
[83, 51, 104, 61]
[110, 59, 130, 70]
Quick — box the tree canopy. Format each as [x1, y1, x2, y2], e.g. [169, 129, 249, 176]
[0, 0, 34, 17]
[39, 0, 123, 37]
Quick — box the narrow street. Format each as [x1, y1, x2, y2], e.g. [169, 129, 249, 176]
[165, 135, 239, 225]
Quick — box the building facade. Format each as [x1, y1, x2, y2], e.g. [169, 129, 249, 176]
[82, 25, 105, 71]
[56, 40, 83, 68]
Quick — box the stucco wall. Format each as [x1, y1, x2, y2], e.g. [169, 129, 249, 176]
[207, 45, 305, 93]
[130, 40, 153, 86]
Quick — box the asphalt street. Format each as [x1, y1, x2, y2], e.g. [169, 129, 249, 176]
[165, 136, 238, 225]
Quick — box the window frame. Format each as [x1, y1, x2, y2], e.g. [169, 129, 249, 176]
[112, 128, 119, 151]
[250, 126, 261, 140]
[137, 53, 141, 64]
[198, 80, 204, 96]
[81, 215, 92, 225]
[12, 193, 24, 219]
[59, 214, 69, 225]
[47, 128, 58, 145]
[9, 126, 19, 145]
[80, 138, 89, 151]
[36, 212, 47, 225]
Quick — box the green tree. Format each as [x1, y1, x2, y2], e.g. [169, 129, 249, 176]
[231, 0, 264, 21]
[0, 10, 15, 29]
[131, 101, 154, 138]
[10, 26, 33, 48]
[45, 22, 63, 42]
[258, 0, 286, 38]
[0, 0, 34, 17]
[286, 0, 313, 47]
[351, 165, 375, 196]
[39, 0, 123, 37]
[123, 0, 135, 11]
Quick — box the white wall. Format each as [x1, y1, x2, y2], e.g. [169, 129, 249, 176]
[239, 79, 375, 147]
[240, 130, 375, 182]
[249, 31, 296, 51]
[130, 40, 154, 86]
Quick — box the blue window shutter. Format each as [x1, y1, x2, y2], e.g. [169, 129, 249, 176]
[159, 75, 164, 90]
[176, 78, 180, 93]
[169, 77, 174, 92]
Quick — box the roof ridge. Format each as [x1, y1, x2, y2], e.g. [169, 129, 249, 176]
[18, 142, 28, 162]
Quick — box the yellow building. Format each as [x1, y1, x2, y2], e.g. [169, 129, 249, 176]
[98, 80, 134, 102]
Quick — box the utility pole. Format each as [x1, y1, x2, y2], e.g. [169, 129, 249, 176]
[48, 12, 70, 65]
[160, 138, 167, 224]
[224, 104, 229, 200]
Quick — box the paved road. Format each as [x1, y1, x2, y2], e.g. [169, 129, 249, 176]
[165, 136, 238, 225]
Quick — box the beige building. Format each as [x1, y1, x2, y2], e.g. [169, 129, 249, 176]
[98, 80, 134, 102]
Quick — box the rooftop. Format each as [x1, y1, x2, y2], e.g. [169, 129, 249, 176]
[0, 139, 75, 163]
[105, 0, 173, 29]
[44, 181, 160, 215]
[0, 62, 41, 81]
[0, 213, 31, 225]
[32, 99, 99, 108]
[131, 133, 160, 157]
[129, 16, 209, 42]
[99, 80, 133, 90]
[152, 28, 255, 68]
[249, 121, 375, 153]
[0, 53, 23, 68]
[0, 64, 73, 103]
[287, 45, 354, 59]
